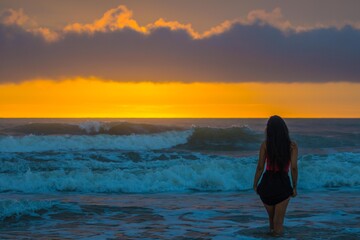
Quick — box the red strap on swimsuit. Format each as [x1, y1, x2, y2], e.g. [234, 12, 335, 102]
[266, 157, 290, 172]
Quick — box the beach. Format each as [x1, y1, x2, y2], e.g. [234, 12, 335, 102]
[0, 118, 359, 239]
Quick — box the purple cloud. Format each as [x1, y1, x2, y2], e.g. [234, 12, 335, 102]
[0, 6, 359, 83]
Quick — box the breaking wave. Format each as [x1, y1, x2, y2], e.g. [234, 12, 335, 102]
[0, 130, 193, 152]
[0, 121, 184, 135]
[0, 151, 359, 193]
[0, 199, 57, 220]
[1, 121, 359, 152]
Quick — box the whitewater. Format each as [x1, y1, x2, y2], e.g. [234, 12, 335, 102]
[0, 118, 359, 239]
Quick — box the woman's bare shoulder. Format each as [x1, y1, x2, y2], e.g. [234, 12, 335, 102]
[261, 141, 267, 150]
[290, 141, 298, 150]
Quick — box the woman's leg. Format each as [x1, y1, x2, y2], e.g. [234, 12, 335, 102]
[263, 203, 275, 232]
[273, 197, 290, 236]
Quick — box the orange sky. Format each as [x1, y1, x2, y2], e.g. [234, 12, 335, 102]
[1, 78, 359, 118]
[1, 3, 360, 118]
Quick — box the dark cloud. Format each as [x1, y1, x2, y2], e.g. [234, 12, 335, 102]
[1, 21, 360, 83]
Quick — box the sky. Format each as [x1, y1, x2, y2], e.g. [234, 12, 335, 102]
[0, 0, 360, 118]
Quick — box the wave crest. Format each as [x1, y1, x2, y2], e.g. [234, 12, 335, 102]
[0, 121, 185, 136]
[179, 126, 260, 150]
[0, 130, 193, 152]
[0, 152, 358, 193]
[0, 200, 57, 220]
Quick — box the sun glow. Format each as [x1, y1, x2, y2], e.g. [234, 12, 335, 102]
[1, 78, 359, 118]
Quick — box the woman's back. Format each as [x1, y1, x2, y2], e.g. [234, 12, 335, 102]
[265, 156, 290, 172]
[265, 142, 295, 172]
[253, 116, 298, 236]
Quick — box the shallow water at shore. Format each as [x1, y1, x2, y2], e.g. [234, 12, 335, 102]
[1, 190, 359, 239]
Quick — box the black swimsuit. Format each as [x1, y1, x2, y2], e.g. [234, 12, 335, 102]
[257, 170, 293, 205]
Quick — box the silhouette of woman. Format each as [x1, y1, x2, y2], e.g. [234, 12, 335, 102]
[253, 115, 298, 236]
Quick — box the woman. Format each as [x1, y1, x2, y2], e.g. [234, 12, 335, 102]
[253, 115, 298, 236]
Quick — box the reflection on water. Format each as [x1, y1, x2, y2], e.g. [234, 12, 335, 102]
[1, 190, 359, 239]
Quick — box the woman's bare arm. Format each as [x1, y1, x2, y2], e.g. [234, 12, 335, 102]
[290, 142, 298, 197]
[253, 141, 266, 193]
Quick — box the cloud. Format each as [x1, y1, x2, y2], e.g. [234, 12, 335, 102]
[0, 5, 360, 83]
[63, 5, 147, 35]
[0, 8, 58, 42]
[62, 5, 220, 39]
[243, 8, 292, 31]
[0, 8, 35, 27]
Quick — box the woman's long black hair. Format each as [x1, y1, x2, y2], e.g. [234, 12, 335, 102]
[266, 115, 291, 171]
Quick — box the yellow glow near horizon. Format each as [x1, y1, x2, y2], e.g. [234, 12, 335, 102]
[1, 78, 360, 118]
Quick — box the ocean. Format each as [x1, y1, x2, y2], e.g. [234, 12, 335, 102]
[0, 118, 359, 239]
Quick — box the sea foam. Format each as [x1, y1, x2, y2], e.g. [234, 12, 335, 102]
[0, 199, 57, 220]
[0, 130, 193, 152]
[0, 152, 358, 193]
